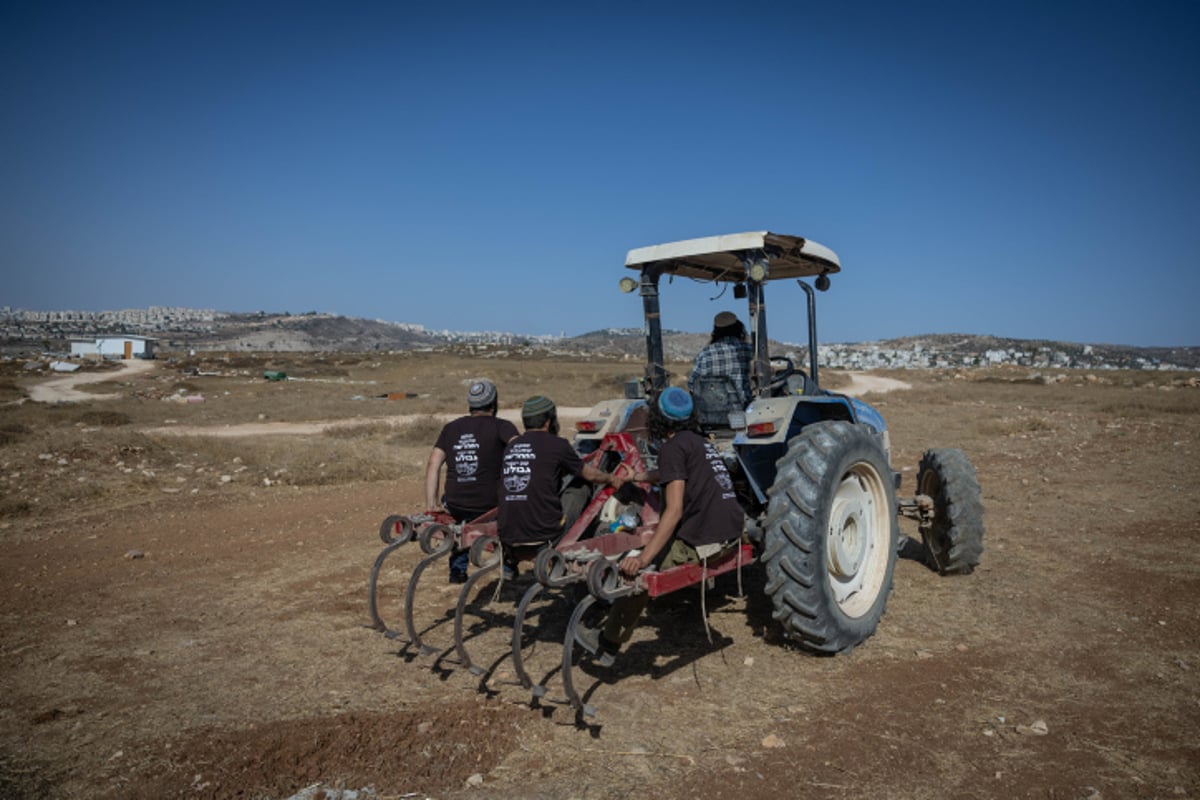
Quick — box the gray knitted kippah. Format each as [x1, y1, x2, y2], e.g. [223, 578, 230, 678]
[467, 379, 497, 409]
[521, 395, 556, 417]
[714, 311, 739, 327]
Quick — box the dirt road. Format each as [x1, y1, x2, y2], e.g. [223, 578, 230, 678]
[838, 372, 912, 396]
[27, 359, 157, 403]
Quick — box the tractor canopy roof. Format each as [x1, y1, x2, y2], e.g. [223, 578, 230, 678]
[624, 231, 841, 283]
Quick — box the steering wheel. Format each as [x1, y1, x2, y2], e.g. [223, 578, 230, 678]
[766, 355, 795, 394]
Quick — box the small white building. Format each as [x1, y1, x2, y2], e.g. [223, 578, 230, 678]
[70, 335, 158, 359]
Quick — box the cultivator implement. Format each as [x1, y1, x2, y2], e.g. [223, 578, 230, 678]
[367, 431, 754, 717]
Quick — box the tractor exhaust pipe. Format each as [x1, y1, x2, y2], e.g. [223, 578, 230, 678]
[796, 279, 820, 388]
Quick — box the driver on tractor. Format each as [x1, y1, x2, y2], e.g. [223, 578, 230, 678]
[688, 311, 754, 405]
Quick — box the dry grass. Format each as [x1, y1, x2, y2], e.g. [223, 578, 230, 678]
[0, 493, 31, 517]
[0, 379, 23, 403]
[976, 413, 1058, 437]
[1096, 391, 1199, 417]
[163, 433, 420, 487]
[77, 410, 132, 426]
[321, 420, 400, 440]
[387, 416, 449, 447]
[1, 350, 652, 518]
[3, 354, 1196, 523]
[320, 414, 447, 446]
[71, 351, 655, 425]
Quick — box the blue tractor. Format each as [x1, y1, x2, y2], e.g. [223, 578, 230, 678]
[573, 231, 985, 653]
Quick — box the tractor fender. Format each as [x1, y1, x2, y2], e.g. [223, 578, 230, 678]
[736, 394, 886, 446]
[572, 398, 648, 455]
[733, 394, 891, 505]
[844, 395, 888, 436]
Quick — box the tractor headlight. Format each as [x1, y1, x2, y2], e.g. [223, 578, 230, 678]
[619, 277, 638, 293]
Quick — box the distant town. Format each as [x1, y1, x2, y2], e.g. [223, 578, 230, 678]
[816, 340, 1182, 371]
[2, 305, 1196, 371]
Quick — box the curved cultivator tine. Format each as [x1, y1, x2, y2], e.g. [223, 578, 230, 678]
[404, 524, 455, 654]
[510, 581, 546, 694]
[368, 513, 442, 636]
[512, 545, 590, 701]
[451, 560, 502, 675]
[367, 538, 411, 634]
[561, 558, 643, 718]
[562, 593, 600, 718]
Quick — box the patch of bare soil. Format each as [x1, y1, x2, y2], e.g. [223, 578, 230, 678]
[110, 701, 526, 799]
[2, 362, 1198, 799]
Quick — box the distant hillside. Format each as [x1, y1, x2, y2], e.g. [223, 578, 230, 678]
[166, 312, 440, 352]
[183, 320, 1200, 368]
[3, 306, 1197, 369]
[564, 328, 800, 361]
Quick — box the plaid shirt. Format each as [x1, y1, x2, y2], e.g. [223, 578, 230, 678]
[688, 338, 754, 402]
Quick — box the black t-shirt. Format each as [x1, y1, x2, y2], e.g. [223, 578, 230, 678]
[434, 414, 519, 513]
[657, 430, 744, 547]
[497, 430, 584, 544]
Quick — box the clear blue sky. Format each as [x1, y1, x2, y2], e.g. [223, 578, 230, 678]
[2, 1, 1197, 347]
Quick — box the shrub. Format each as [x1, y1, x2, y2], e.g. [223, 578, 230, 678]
[385, 415, 447, 447]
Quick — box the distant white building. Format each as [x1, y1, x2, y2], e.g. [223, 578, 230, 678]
[70, 334, 158, 359]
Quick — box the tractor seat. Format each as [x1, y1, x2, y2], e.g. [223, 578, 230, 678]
[691, 375, 746, 431]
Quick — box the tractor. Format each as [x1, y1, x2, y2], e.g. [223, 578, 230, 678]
[576, 231, 984, 652]
[367, 231, 984, 718]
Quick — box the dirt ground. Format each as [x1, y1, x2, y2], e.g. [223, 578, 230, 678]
[1, 356, 1198, 799]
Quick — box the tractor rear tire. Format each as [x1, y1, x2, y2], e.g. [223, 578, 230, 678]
[917, 448, 984, 575]
[762, 421, 898, 654]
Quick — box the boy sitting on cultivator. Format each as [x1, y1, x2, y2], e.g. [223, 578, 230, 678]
[425, 379, 519, 583]
[575, 386, 745, 665]
[497, 395, 623, 579]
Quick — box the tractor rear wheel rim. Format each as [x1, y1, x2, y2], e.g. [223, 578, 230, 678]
[826, 463, 890, 617]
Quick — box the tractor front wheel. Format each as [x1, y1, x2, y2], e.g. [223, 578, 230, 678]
[917, 448, 985, 574]
[762, 421, 898, 654]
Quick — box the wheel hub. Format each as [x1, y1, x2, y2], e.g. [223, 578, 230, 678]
[829, 493, 868, 578]
[827, 472, 879, 605]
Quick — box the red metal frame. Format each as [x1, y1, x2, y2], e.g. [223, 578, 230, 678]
[641, 543, 755, 597]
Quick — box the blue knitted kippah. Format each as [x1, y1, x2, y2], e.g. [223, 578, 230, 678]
[658, 387, 694, 421]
